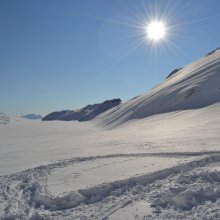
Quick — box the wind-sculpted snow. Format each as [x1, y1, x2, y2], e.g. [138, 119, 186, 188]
[1, 152, 220, 219]
[153, 171, 220, 211]
[97, 48, 220, 127]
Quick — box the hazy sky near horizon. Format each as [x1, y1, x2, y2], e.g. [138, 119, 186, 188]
[1, 0, 220, 115]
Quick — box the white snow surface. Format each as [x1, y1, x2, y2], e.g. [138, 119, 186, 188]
[1, 103, 220, 219]
[1, 50, 220, 219]
[47, 156, 195, 196]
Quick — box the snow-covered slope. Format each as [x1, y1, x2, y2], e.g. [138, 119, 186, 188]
[97, 48, 220, 127]
[42, 98, 121, 121]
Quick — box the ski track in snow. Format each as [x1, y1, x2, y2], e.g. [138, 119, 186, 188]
[1, 151, 220, 219]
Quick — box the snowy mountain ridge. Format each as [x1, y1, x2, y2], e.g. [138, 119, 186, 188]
[96, 48, 220, 127]
[42, 98, 121, 121]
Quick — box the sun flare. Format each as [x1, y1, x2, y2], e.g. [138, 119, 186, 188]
[146, 21, 166, 42]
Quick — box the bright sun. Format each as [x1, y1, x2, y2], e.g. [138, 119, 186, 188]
[146, 21, 166, 42]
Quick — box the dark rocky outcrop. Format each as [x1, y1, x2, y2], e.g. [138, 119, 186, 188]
[166, 68, 183, 79]
[206, 47, 220, 56]
[42, 98, 121, 121]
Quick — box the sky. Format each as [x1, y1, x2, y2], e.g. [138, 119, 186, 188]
[1, 0, 220, 116]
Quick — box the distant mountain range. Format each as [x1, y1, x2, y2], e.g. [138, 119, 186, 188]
[42, 98, 121, 121]
[23, 114, 43, 120]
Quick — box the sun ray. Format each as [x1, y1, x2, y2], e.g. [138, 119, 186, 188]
[95, 0, 215, 65]
[118, 39, 146, 61]
[165, 39, 191, 60]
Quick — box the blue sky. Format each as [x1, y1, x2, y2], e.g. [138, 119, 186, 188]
[1, 0, 220, 115]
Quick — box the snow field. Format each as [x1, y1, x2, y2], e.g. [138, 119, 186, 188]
[1, 103, 220, 176]
[1, 104, 220, 218]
